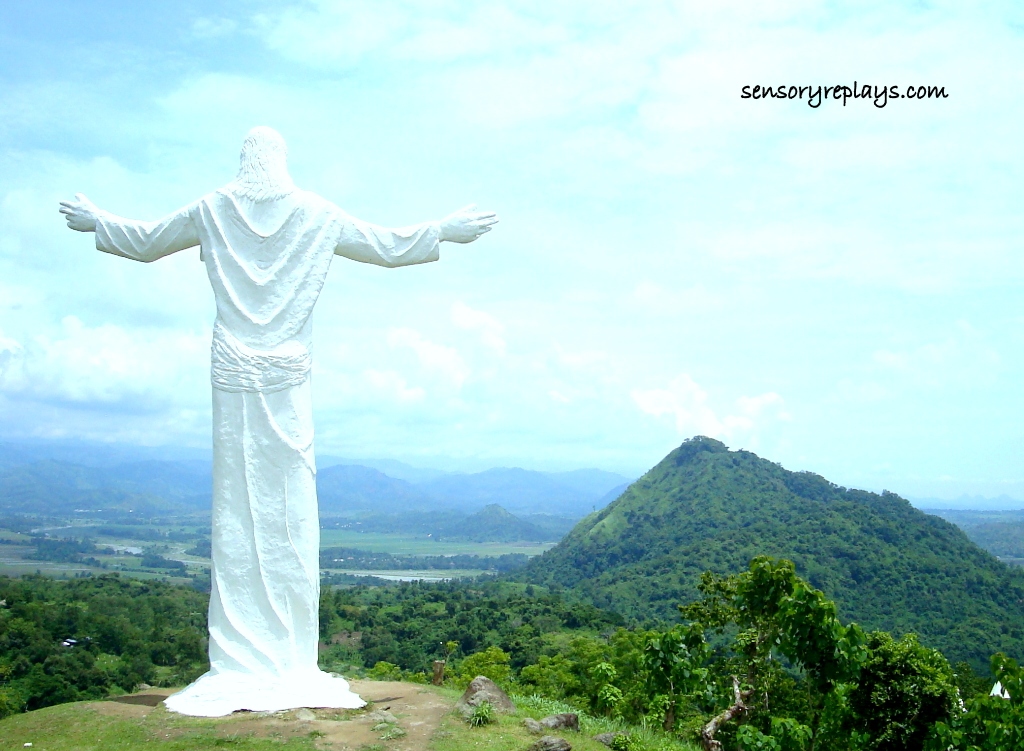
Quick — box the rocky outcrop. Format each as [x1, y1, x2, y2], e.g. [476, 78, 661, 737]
[526, 736, 572, 751]
[524, 714, 580, 733]
[455, 676, 516, 718]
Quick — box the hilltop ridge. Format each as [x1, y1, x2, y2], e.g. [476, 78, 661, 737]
[520, 436, 1024, 669]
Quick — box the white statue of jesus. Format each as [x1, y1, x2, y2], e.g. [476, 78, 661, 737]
[59, 127, 498, 717]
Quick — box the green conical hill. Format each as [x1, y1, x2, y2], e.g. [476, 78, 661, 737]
[520, 436, 1024, 669]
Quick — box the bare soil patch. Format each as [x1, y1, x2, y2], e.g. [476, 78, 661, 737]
[87, 680, 453, 751]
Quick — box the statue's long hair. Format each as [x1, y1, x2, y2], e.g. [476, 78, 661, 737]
[231, 126, 296, 201]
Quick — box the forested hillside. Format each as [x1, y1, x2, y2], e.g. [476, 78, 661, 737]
[520, 436, 1024, 670]
[0, 574, 207, 715]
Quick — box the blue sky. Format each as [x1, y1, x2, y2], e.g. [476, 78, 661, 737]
[0, 2, 1022, 500]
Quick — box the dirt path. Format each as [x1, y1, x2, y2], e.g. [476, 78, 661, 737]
[92, 680, 454, 751]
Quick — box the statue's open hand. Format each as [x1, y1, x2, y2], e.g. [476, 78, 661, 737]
[59, 193, 100, 232]
[440, 204, 499, 244]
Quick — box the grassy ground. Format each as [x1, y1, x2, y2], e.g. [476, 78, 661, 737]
[0, 700, 326, 751]
[430, 690, 701, 751]
[0, 683, 702, 751]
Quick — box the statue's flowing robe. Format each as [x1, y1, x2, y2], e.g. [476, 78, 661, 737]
[94, 188, 440, 716]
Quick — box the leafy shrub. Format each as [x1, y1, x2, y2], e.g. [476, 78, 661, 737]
[737, 718, 812, 751]
[610, 732, 636, 751]
[847, 632, 958, 751]
[366, 661, 403, 681]
[468, 700, 494, 726]
[927, 653, 1024, 751]
[455, 646, 511, 688]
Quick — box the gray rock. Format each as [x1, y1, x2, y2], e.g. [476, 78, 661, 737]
[294, 709, 316, 721]
[593, 732, 626, 747]
[524, 718, 544, 734]
[455, 676, 516, 717]
[527, 736, 572, 751]
[539, 714, 579, 732]
[366, 709, 399, 725]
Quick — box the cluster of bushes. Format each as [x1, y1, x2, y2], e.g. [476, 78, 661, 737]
[316, 578, 621, 673]
[25, 537, 104, 564]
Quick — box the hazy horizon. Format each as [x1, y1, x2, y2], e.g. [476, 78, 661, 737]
[3, 434, 1024, 511]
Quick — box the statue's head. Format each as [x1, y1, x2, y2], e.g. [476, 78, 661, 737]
[234, 126, 294, 199]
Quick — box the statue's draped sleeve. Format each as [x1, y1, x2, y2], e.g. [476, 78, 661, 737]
[333, 210, 441, 268]
[94, 204, 200, 263]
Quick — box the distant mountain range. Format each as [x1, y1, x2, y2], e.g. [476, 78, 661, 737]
[0, 459, 206, 515]
[325, 503, 576, 543]
[0, 440, 211, 471]
[316, 463, 629, 517]
[911, 494, 1024, 511]
[519, 436, 1024, 671]
[0, 441, 633, 520]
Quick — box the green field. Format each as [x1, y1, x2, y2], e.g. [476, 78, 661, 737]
[0, 521, 556, 586]
[0, 553, 197, 585]
[0, 537, 205, 586]
[318, 528, 557, 556]
[323, 568, 489, 582]
[0, 545, 96, 578]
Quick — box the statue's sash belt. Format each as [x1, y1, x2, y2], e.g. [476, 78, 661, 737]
[211, 324, 311, 393]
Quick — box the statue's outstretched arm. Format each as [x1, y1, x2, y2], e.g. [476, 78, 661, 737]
[439, 205, 499, 244]
[59, 193, 101, 232]
[334, 204, 498, 268]
[59, 193, 200, 263]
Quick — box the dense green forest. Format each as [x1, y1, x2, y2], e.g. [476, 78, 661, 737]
[0, 574, 207, 716]
[3, 565, 1021, 749]
[520, 437, 1024, 672]
[321, 564, 1020, 750]
[317, 578, 621, 672]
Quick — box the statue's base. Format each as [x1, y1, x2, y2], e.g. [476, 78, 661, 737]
[164, 669, 366, 717]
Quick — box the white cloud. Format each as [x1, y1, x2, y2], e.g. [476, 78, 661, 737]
[254, 2, 570, 68]
[362, 369, 426, 403]
[555, 345, 608, 371]
[450, 301, 505, 354]
[631, 281, 728, 314]
[0, 332, 22, 376]
[872, 321, 1002, 389]
[549, 389, 571, 404]
[737, 392, 790, 421]
[0, 316, 207, 408]
[632, 374, 789, 439]
[387, 327, 469, 388]
[192, 18, 238, 40]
